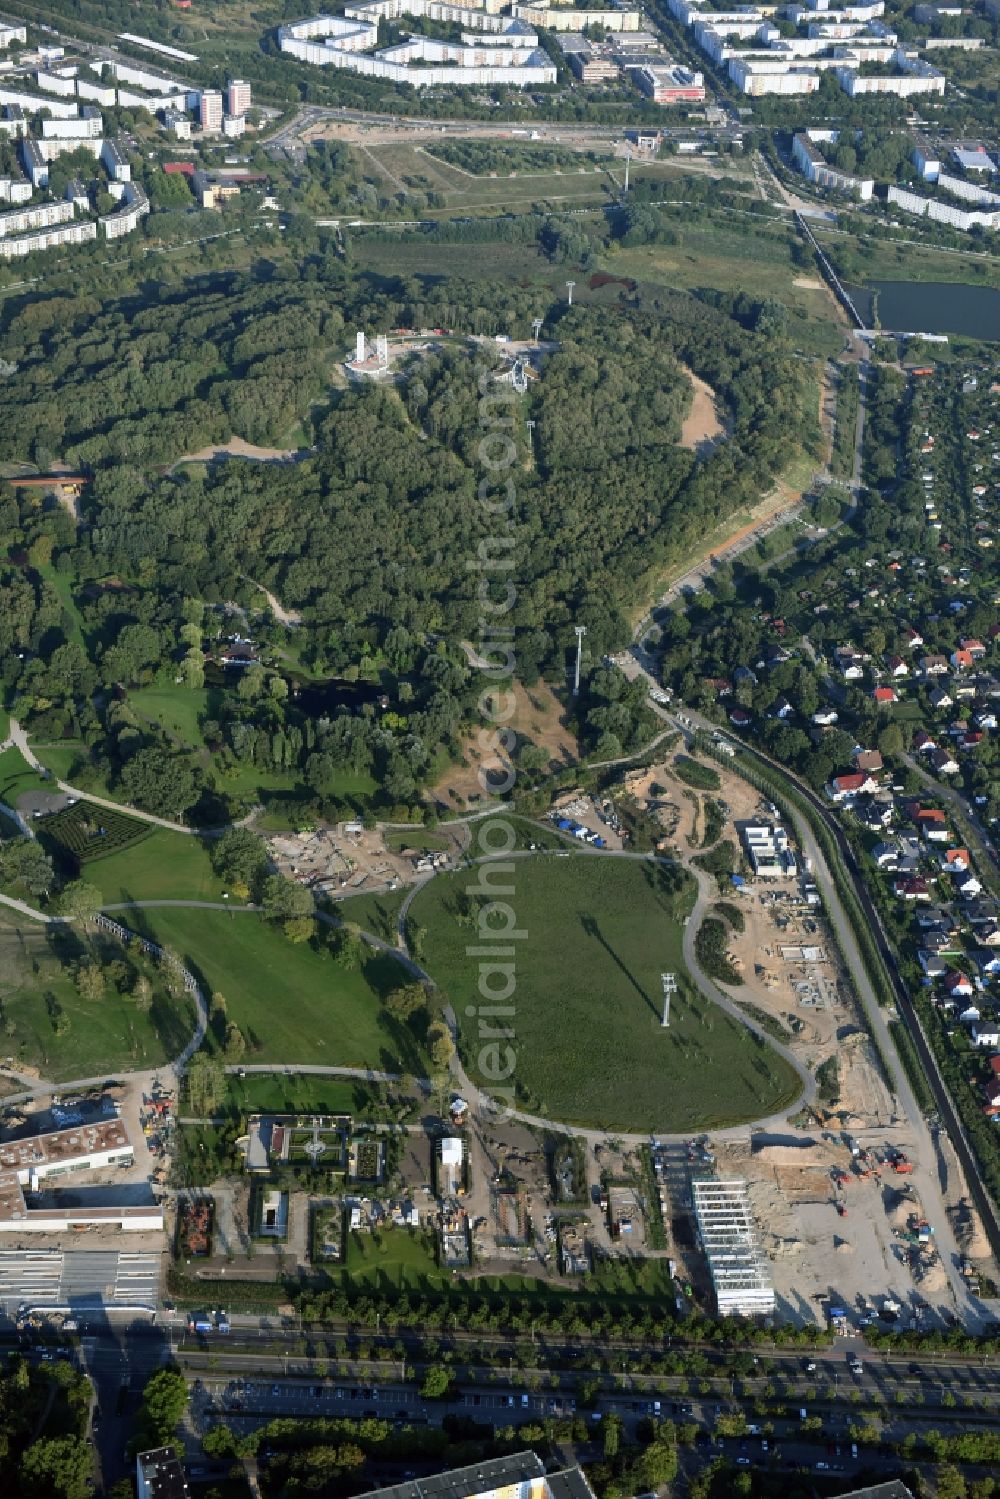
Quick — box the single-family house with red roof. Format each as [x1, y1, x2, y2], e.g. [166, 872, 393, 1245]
[827, 771, 879, 801]
[895, 876, 931, 900]
[873, 686, 897, 705]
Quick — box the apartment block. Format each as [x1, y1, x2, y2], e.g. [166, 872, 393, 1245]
[41, 109, 103, 140]
[0, 175, 31, 204]
[101, 138, 131, 182]
[0, 199, 73, 239]
[793, 129, 875, 198]
[199, 88, 223, 130]
[100, 182, 150, 240]
[227, 77, 252, 116]
[20, 138, 48, 189]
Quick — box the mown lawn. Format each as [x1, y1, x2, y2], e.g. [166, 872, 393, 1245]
[0, 744, 52, 805]
[322, 1226, 682, 1300]
[411, 855, 801, 1132]
[75, 829, 230, 905]
[133, 908, 425, 1073]
[30, 739, 114, 795]
[332, 888, 408, 944]
[128, 683, 212, 748]
[221, 1071, 399, 1119]
[0, 918, 197, 1081]
[336, 1228, 453, 1291]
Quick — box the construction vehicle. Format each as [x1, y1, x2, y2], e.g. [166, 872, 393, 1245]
[890, 1153, 914, 1175]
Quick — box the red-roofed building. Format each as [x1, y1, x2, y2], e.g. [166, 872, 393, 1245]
[951, 648, 974, 671]
[873, 686, 897, 704]
[944, 970, 974, 997]
[164, 161, 195, 176]
[941, 848, 970, 872]
[894, 876, 931, 900]
[961, 638, 986, 659]
[828, 771, 879, 801]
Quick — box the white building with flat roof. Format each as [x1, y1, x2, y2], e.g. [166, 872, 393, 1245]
[913, 134, 940, 180]
[0, 175, 31, 204]
[41, 109, 104, 139]
[199, 88, 223, 130]
[279, 9, 557, 85]
[100, 181, 149, 239]
[0, 23, 27, 47]
[692, 1178, 775, 1318]
[20, 138, 48, 189]
[102, 138, 131, 181]
[0, 85, 78, 117]
[793, 129, 874, 198]
[0, 198, 74, 238]
[227, 78, 252, 116]
[0, 1115, 161, 1230]
[0, 105, 27, 140]
[952, 145, 995, 173]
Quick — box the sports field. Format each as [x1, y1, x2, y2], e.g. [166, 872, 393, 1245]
[411, 855, 801, 1132]
[131, 908, 426, 1073]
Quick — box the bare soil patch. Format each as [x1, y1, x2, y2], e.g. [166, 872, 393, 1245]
[172, 436, 303, 466]
[432, 679, 578, 812]
[253, 582, 302, 627]
[793, 276, 824, 290]
[679, 363, 724, 452]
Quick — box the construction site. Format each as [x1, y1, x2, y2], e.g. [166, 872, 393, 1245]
[344, 327, 549, 389]
[586, 748, 999, 1325]
[264, 819, 460, 896]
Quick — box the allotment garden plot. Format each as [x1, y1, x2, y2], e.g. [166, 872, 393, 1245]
[411, 855, 801, 1133]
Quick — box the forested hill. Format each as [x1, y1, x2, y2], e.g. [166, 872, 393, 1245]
[0, 265, 812, 666]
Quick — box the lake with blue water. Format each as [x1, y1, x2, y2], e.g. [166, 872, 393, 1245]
[847, 281, 1000, 341]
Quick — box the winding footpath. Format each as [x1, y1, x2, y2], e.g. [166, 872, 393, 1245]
[0, 831, 814, 1148]
[6, 719, 203, 835]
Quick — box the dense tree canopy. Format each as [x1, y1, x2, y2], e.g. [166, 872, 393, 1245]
[0, 251, 813, 819]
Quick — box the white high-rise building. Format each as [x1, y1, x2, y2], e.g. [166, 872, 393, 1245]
[199, 88, 223, 130]
[227, 78, 251, 116]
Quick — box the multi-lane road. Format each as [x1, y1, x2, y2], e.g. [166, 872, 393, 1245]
[14, 1315, 1000, 1488]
